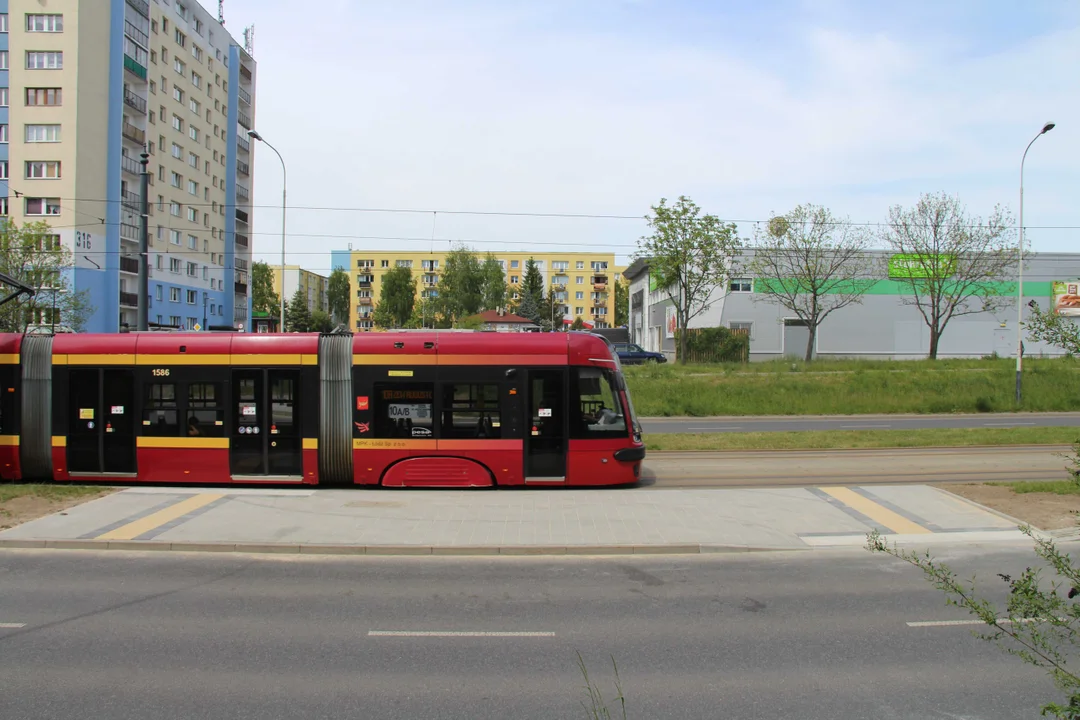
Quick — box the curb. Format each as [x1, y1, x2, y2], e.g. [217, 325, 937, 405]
[0, 538, 800, 557]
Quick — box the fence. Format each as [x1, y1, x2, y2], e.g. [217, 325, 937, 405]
[674, 326, 750, 364]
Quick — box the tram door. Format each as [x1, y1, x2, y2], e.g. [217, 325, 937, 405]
[67, 368, 137, 475]
[524, 369, 567, 481]
[230, 369, 302, 477]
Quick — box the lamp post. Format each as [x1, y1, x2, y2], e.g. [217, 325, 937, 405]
[247, 130, 286, 333]
[1016, 121, 1055, 404]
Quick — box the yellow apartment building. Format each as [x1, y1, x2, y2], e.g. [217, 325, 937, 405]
[270, 265, 327, 314]
[330, 249, 622, 331]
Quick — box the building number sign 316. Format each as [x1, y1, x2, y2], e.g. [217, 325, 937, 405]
[152, 368, 170, 377]
[75, 231, 93, 250]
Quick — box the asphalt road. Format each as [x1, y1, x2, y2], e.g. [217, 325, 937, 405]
[641, 411, 1080, 434]
[643, 445, 1075, 488]
[0, 547, 1059, 719]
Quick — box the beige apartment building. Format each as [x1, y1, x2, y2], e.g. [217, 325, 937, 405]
[1, 0, 256, 332]
[270, 265, 328, 314]
[330, 249, 623, 331]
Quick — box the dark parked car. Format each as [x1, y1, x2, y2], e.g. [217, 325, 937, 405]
[612, 342, 667, 365]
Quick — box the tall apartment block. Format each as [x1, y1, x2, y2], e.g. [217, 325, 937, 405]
[0, 0, 256, 332]
[330, 249, 623, 332]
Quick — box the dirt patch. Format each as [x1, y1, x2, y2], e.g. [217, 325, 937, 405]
[0, 491, 112, 531]
[936, 483, 1080, 531]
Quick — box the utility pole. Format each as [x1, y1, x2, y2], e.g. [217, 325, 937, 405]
[137, 149, 150, 331]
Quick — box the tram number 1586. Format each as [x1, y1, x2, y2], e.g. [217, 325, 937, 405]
[152, 368, 170, 377]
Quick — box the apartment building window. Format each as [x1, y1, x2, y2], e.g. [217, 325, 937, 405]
[191, 72, 202, 88]
[188, 126, 199, 141]
[172, 85, 184, 103]
[152, 20, 158, 34]
[0, 162, 6, 180]
[187, 263, 197, 278]
[25, 161, 60, 179]
[187, 235, 197, 250]
[25, 197, 60, 215]
[170, 171, 182, 188]
[576, 276, 583, 284]
[396, 260, 413, 268]
[187, 180, 198, 196]
[575, 306, 584, 315]
[0, 14, 6, 32]
[172, 114, 183, 131]
[194, 18, 204, 36]
[167, 230, 180, 246]
[149, 111, 156, 125]
[170, 202, 181, 217]
[188, 152, 199, 168]
[192, 45, 203, 62]
[171, 142, 182, 159]
[169, 315, 181, 326]
[728, 278, 753, 293]
[0, 52, 8, 70]
[189, 99, 200, 115]
[0, 125, 6, 143]
[0, 88, 7, 108]
[552, 261, 568, 271]
[174, 57, 185, 75]
[186, 206, 198, 222]
[170, 258, 181, 274]
[26, 15, 63, 33]
[576, 291, 584, 300]
[174, 29, 186, 48]
[170, 286, 180, 301]
[155, 287, 163, 302]
[26, 52, 62, 69]
[510, 275, 519, 284]
[176, 2, 189, 21]
[0, 198, 6, 216]
[158, 165, 165, 182]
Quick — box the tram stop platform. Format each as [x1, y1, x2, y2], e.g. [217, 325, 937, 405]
[0, 482, 1034, 556]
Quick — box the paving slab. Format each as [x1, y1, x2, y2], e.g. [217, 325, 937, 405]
[0, 482, 1032, 555]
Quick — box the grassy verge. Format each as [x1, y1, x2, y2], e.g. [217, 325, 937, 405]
[624, 355, 1080, 416]
[987, 480, 1080, 496]
[0, 483, 109, 504]
[643, 426, 1080, 452]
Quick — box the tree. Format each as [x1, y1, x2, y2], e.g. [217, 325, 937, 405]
[517, 257, 545, 326]
[372, 265, 416, 328]
[636, 196, 742, 365]
[479, 253, 509, 311]
[251, 261, 279, 317]
[310, 309, 334, 333]
[879, 192, 1017, 359]
[539, 290, 564, 332]
[1026, 304, 1080, 356]
[0, 220, 91, 332]
[327, 268, 350, 325]
[749, 204, 878, 361]
[284, 288, 311, 332]
[570, 316, 586, 331]
[437, 246, 483, 325]
[614, 277, 629, 327]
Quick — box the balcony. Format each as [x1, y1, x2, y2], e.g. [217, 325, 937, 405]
[123, 54, 147, 80]
[235, 233, 249, 248]
[357, 280, 372, 289]
[235, 282, 248, 295]
[120, 256, 140, 274]
[358, 296, 372, 305]
[237, 135, 250, 153]
[124, 20, 149, 48]
[238, 86, 252, 105]
[120, 223, 140, 241]
[119, 292, 139, 308]
[122, 189, 141, 211]
[123, 88, 147, 114]
[240, 65, 253, 82]
[126, 0, 150, 18]
[235, 209, 249, 224]
[237, 160, 250, 177]
[238, 110, 252, 130]
[122, 155, 142, 176]
[122, 122, 146, 144]
[236, 185, 250, 202]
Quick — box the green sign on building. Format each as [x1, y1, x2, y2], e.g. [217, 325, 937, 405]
[887, 253, 956, 279]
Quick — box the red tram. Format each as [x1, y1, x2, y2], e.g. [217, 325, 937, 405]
[0, 331, 645, 487]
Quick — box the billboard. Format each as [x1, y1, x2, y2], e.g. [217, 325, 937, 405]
[888, 253, 956, 279]
[664, 305, 677, 339]
[1052, 281, 1080, 317]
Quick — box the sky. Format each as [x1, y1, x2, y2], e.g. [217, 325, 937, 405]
[200, 0, 1079, 273]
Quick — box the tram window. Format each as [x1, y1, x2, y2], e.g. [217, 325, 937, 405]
[270, 376, 295, 434]
[187, 382, 223, 437]
[373, 382, 434, 439]
[441, 383, 501, 439]
[571, 368, 626, 438]
[143, 382, 179, 436]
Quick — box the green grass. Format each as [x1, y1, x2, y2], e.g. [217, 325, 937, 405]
[988, 480, 1080, 495]
[625, 355, 1080, 416]
[643, 426, 1080, 452]
[0, 483, 110, 504]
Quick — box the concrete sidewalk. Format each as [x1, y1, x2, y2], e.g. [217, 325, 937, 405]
[0, 483, 1031, 556]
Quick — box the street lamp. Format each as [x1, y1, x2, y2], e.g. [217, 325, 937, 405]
[247, 129, 286, 333]
[1016, 120, 1055, 404]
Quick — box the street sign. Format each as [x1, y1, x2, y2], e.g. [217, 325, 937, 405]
[194, 323, 202, 331]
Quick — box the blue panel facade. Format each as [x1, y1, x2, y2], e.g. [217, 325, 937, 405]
[330, 250, 350, 272]
[224, 46, 241, 328]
